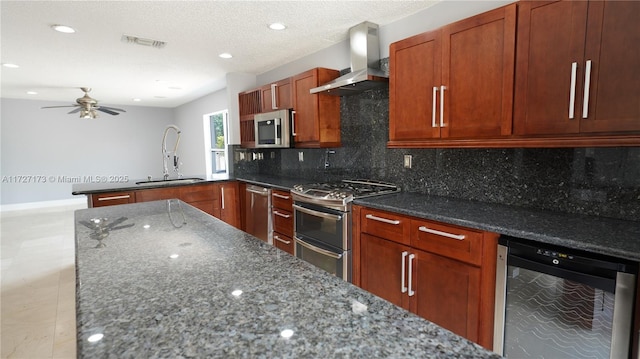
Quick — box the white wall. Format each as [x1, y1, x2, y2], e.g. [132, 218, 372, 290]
[0, 98, 173, 205]
[173, 89, 228, 175]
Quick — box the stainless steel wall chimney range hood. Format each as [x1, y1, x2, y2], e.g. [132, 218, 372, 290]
[310, 21, 388, 96]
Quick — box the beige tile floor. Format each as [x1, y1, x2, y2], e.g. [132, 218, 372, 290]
[1, 204, 83, 359]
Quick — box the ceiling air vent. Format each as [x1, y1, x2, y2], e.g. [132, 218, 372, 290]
[121, 34, 166, 49]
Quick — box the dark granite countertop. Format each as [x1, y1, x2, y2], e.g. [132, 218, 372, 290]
[235, 174, 640, 262]
[71, 173, 233, 195]
[355, 192, 640, 262]
[75, 200, 500, 358]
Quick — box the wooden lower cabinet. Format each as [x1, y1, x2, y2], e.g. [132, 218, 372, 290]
[88, 181, 241, 228]
[271, 189, 294, 255]
[219, 181, 240, 228]
[357, 206, 497, 350]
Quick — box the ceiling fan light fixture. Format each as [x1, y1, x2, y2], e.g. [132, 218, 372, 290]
[80, 108, 97, 119]
[218, 53, 232, 59]
[121, 34, 166, 49]
[51, 24, 76, 34]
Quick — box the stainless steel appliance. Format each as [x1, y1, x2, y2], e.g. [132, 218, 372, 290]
[254, 109, 291, 148]
[244, 185, 272, 243]
[291, 179, 399, 282]
[494, 236, 637, 358]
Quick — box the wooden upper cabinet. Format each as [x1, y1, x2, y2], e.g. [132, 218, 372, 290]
[238, 89, 260, 148]
[292, 68, 341, 148]
[389, 3, 516, 146]
[389, 30, 442, 141]
[261, 78, 292, 112]
[514, 0, 640, 136]
[441, 4, 516, 139]
[581, 1, 640, 133]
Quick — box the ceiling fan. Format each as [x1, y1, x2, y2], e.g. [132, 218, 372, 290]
[41, 87, 126, 119]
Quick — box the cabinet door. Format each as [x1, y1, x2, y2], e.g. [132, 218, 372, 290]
[441, 3, 516, 138]
[261, 78, 292, 112]
[580, 1, 640, 133]
[389, 30, 442, 141]
[513, 1, 588, 135]
[411, 250, 481, 343]
[292, 68, 340, 148]
[135, 187, 180, 202]
[360, 233, 410, 309]
[219, 182, 240, 228]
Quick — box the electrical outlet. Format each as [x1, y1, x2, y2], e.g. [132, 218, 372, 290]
[404, 155, 412, 169]
[298, 152, 304, 162]
[270, 151, 275, 159]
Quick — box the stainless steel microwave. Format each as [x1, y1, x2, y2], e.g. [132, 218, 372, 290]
[254, 109, 292, 148]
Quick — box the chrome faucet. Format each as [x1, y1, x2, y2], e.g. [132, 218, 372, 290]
[162, 125, 182, 180]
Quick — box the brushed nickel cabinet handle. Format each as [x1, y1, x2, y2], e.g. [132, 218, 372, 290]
[271, 83, 278, 109]
[432, 86, 438, 128]
[418, 226, 466, 240]
[401, 251, 408, 294]
[408, 253, 415, 297]
[273, 210, 291, 218]
[440, 85, 446, 127]
[274, 235, 291, 245]
[582, 60, 592, 119]
[365, 214, 400, 225]
[272, 193, 290, 200]
[98, 195, 130, 201]
[569, 62, 578, 119]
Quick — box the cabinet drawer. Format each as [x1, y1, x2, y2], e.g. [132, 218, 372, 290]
[179, 183, 217, 202]
[273, 232, 294, 255]
[91, 191, 135, 207]
[135, 187, 180, 202]
[410, 220, 483, 266]
[360, 208, 411, 245]
[273, 208, 293, 236]
[271, 189, 292, 209]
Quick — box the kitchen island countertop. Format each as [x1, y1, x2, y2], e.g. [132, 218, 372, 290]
[75, 200, 500, 358]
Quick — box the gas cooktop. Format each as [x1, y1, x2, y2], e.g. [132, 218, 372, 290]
[292, 179, 400, 202]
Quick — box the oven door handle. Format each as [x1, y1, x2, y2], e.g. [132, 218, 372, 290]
[295, 237, 343, 259]
[292, 204, 342, 221]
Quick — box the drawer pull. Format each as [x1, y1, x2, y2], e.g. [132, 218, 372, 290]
[365, 214, 400, 225]
[273, 210, 291, 218]
[98, 195, 130, 201]
[274, 235, 291, 245]
[272, 193, 290, 200]
[418, 226, 466, 240]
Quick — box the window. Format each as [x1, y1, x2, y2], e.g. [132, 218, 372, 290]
[204, 110, 228, 175]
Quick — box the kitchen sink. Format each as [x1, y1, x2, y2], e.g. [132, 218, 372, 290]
[135, 177, 204, 186]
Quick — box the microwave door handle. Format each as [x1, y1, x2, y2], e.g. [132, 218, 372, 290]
[295, 236, 343, 259]
[274, 118, 280, 145]
[291, 111, 297, 136]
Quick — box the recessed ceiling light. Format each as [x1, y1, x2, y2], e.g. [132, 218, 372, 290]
[27, 91, 38, 95]
[51, 24, 76, 34]
[269, 23, 287, 30]
[168, 86, 182, 90]
[219, 53, 232, 59]
[154, 96, 167, 99]
[2, 63, 19, 68]
[132, 98, 141, 102]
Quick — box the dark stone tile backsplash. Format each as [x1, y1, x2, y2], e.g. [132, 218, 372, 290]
[233, 87, 640, 222]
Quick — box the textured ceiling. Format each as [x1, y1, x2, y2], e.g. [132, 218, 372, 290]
[0, 0, 440, 108]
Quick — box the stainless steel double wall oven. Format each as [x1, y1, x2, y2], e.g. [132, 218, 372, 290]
[291, 180, 399, 282]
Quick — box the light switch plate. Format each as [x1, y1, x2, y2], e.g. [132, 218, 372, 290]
[404, 155, 412, 168]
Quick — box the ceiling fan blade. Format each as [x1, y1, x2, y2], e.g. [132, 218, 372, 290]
[99, 106, 126, 112]
[97, 107, 120, 115]
[68, 108, 82, 114]
[42, 105, 79, 109]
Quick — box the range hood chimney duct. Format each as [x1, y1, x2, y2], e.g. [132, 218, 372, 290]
[310, 21, 388, 96]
